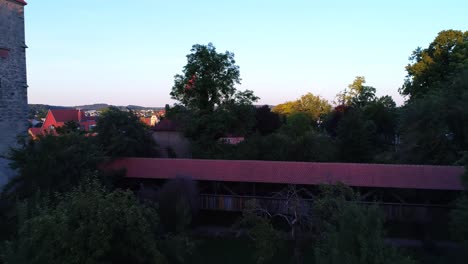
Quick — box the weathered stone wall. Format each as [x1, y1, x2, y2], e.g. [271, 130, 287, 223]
[0, 0, 28, 156]
[0, 0, 28, 186]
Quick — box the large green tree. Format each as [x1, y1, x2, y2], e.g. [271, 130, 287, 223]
[400, 30, 468, 99]
[170, 43, 257, 113]
[169, 43, 258, 155]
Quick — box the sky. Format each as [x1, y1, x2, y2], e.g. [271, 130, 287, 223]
[25, 0, 468, 107]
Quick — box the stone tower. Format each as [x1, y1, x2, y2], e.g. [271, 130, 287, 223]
[0, 0, 28, 185]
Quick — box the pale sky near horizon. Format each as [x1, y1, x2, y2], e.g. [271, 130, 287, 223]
[25, 0, 468, 107]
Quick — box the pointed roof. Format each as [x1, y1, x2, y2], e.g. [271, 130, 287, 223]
[49, 109, 85, 122]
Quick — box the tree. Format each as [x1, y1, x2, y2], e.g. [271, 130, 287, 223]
[1, 179, 166, 264]
[336, 109, 375, 163]
[450, 153, 468, 261]
[169, 43, 258, 151]
[313, 184, 414, 264]
[239, 200, 283, 264]
[170, 43, 257, 113]
[254, 105, 282, 135]
[315, 203, 415, 264]
[3, 134, 104, 200]
[241, 184, 415, 264]
[400, 30, 468, 99]
[281, 112, 313, 138]
[290, 131, 338, 162]
[273, 93, 332, 121]
[156, 177, 199, 233]
[398, 75, 468, 165]
[363, 96, 398, 152]
[241, 185, 315, 264]
[336, 76, 377, 107]
[96, 106, 157, 157]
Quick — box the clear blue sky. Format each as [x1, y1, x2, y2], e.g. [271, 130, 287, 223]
[26, 0, 468, 107]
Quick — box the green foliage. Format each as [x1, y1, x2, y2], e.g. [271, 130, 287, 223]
[170, 43, 257, 113]
[315, 203, 415, 264]
[273, 92, 332, 121]
[239, 200, 283, 264]
[169, 43, 258, 153]
[399, 80, 468, 165]
[398, 32, 468, 164]
[335, 76, 377, 107]
[184, 103, 256, 142]
[312, 184, 357, 233]
[156, 177, 199, 233]
[294, 131, 338, 162]
[160, 233, 197, 264]
[450, 195, 468, 259]
[1, 179, 166, 264]
[281, 112, 313, 137]
[55, 121, 82, 135]
[254, 105, 282, 135]
[313, 184, 415, 264]
[4, 134, 105, 200]
[401, 30, 468, 100]
[449, 155, 468, 260]
[336, 109, 376, 162]
[363, 96, 397, 140]
[96, 106, 157, 157]
[226, 133, 291, 161]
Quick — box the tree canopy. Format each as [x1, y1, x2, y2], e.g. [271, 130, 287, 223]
[3, 134, 104, 200]
[96, 106, 157, 157]
[170, 43, 257, 113]
[2, 179, 166, 264]
[272, 93, 332, 121]
[400, 30, 468, 99]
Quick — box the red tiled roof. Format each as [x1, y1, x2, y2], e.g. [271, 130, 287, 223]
[104, 158, 465, 191]
[49, 109, 85, 122]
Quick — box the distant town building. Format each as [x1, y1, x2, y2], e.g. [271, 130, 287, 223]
[0, 0, 28, 186]
[28, 109, 97, 139]
[140, 114, 159, 127]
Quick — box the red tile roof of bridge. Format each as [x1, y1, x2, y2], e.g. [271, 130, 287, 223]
[105, 158, 465, 190]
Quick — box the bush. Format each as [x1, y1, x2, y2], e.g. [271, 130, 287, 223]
[1, 179, 166, 264]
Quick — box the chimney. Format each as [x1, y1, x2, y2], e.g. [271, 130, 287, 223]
[78, 108, 82, 122]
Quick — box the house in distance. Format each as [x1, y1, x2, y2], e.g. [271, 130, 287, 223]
[28, 109, 96, 139]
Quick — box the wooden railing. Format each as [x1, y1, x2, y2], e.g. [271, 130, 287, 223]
[199, 194, 451, 222]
